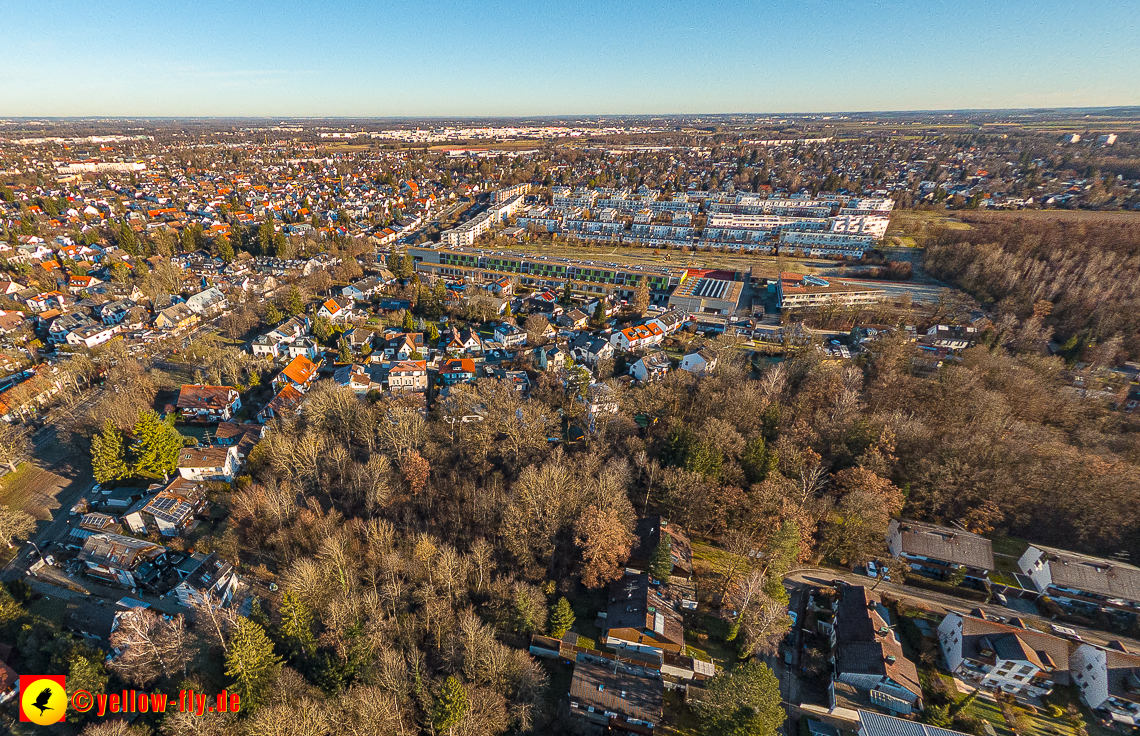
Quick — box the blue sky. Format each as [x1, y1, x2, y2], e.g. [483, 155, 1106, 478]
[2, 0, 1138, 117]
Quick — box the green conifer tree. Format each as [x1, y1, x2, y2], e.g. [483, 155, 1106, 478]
[425, 322, 440, 342]
[91, 419, 128, 484]
[402, 310, 415, 331]
[216, 234, 235, 263]
[549, 597, 576, 638]
[118, 221, 138, 255]
[431, 676, 469, 734]
[338, 336, 352, 364]
[226, 617, 283, 711]
[286, 285, 304, 316]
[264, 302, 283, 326]
[277, 591, 317, 660]
[648, 539, 673, 581]
[132, 410, 183, 479]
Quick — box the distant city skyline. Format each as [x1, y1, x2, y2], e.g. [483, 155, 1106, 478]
[3, 0, 1138, 117]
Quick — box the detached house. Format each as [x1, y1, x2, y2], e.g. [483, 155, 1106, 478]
[259, 383, 304, 423]
[172, 552, 241, 608]
[603, 573, 685, 655]
[493, 322, 527, 348]
[185, 287, 227, 316]
[446, 328, 483, 355]
[66, 323, 121, 349]
[680, 347, 717, 375]
[78, 533, 168, 589]
[177, 446, 240, 483]
[629, 352, 672, 383]
[383, 332, 425, 360]
[153, 303, 199, 333]
[937, 610, 1069, 697]
[440, 358, 477, 386]
[887, 520, 994, 582]
[122, 480, 207, 538]
[569, 334, 614, 366]
[317, 296, 354, 322]
[569, 662, 662, 734]
[273, 355, 319, 393]
[386, 361, 428, 393]
[535, 343, 569, 371]
[176, 385, 241, 422]
[831, 585, 923, 714]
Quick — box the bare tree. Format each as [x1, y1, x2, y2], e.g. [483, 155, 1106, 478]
[109, 610, 192, 686]
[0, 423, 32, 473]
[189, 591, 242, 654]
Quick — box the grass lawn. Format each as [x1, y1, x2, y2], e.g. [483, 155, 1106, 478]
[965, 695, 1017, 736]
[1045, 686, 1117, 736]
[990, 535, 1031, 559]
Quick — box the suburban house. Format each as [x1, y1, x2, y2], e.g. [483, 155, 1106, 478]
[535, 343, 569, 371]
[175, 385, 242, 422]
[1017, 545, 1140, 613]
[557, 309, 589, 329]
[95, 299, 138, 326]
[335, 363, 385, 394]
[341, 275, 386, 300]
[886, 519, 995, 582]
[603, 573, 685, 655]
[285, 336, 321, 361]
[569, 334, 614, 366]
[446, 328, 483, 355]
[317, 296, 354, 322]
[493, 322, 527, 348]
[382, 332, 425, 360]
[185, 287, 227, 316]
[937, 610, 1069, 697]
[171, 552, 241, 608]
[48, 312, 96, 344]
[78, 532, 168, 589]
[386, 360, 429, 393]
[122, 480, 207, 537]
[646, 310, 688, 336]
[440, 358, 477, 386]
[273, 355, 319, 393]
[568, 661, 663, 734]
[679, 347, 717, 375]
[626, 516, 694, 581]
[153, 303, 199, 333]
[629, 352, 672, 383]
[251, 317, 307, 359]
[259, 383, 305, 423]
[1070, 641, 1140, 722]
[831, 585, 923, 714]
[610, 322, 665, 352]
[343, 327, 376, 353]
[65, 323, 121, 349]
[177, 446, 240, 483]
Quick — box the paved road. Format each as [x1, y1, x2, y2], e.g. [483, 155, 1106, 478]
[785, 567, 1140, 652]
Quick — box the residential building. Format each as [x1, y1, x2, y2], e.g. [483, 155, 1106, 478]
[317, 296, 354, 322]
[122, 480, 207, 537]
[629, 352, 672, 382]
[937, 610, 1068, 697]
[535, 343, 569, 371]
[1070, 642, 1140, 721]
[440, 358, 477, 385]
[776, 272, 884, 310]
[857, 710, 969, 736]
[831, 585, 922, 714]
[342, 275, 386, 300]
[65, 323, 120, 349]
[886, 519, 994, 581]
[185, 287, 227, 316]
[610, 323, 665, 352]
[153, 302, 199, 332]
[679, 347, 717, 375]
[175, 385, 242, 422]
[171, 552, 241, 608]
[493, 322, 527, 348]
[645, 309, 688, 336]
[177, 446, 240, 483]
[568, 661, 663, 734]
[273, 355, 319, 393]
[78, 532, 168, 589]
[1017, 545, 1140, 613]
[569, 334, 614, 365]
[258, 383, 304, 423]
[386, 360, 429, 393]
[603, 573, 685, 655]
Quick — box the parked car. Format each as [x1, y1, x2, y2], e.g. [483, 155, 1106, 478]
[866, 560, 878, 578]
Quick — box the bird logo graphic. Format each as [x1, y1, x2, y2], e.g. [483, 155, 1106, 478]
[19, 675, 67, 725]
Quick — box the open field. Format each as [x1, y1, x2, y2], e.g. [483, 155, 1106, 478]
[958, 209, 1140, 224]
[0, 463, 70, 521]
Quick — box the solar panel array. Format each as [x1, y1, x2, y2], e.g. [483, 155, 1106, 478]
[147, 495, 193, 525]
[693, 279, 729, 299]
